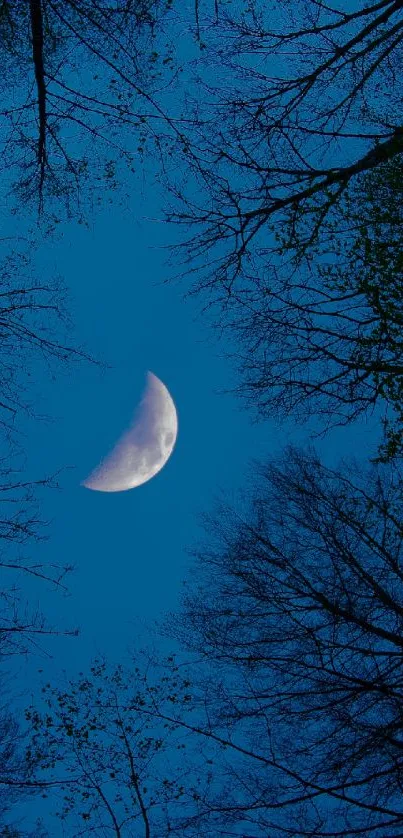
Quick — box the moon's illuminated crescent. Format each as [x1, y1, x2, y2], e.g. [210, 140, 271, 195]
[82, 372, 178, 492]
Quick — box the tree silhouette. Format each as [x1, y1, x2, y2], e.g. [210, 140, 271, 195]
[0, 687, 49, 837]
[0, 239, 89, 655]
[0, 0, 176, 219]
[165, 447, 403, 836]
[212, 154, 403, 456]
[167, 0, 403, 289]
[26, 654, 217, 836]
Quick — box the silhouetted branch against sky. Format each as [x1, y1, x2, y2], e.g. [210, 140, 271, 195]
[149, 0, 403, 452]
[1, 2, 403, 836]
[164, 0, 403, 286]
[0, 0, 179, 220]
[210, 154, 403, 453]
[0, 696, 52, 836]
[0, 237, 92, 658]
[164, 446, 403, 836]
[26, 655, 218, 837]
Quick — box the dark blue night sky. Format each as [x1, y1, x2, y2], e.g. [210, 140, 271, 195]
[14, 198, 273, 677]
[14, 185, 380, 689]
[1, 2, 399, 835]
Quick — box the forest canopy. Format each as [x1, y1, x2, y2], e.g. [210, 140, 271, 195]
[1, 0, 403, 835]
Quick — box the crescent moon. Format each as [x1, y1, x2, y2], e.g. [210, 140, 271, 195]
[82, 372, 178, 492]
